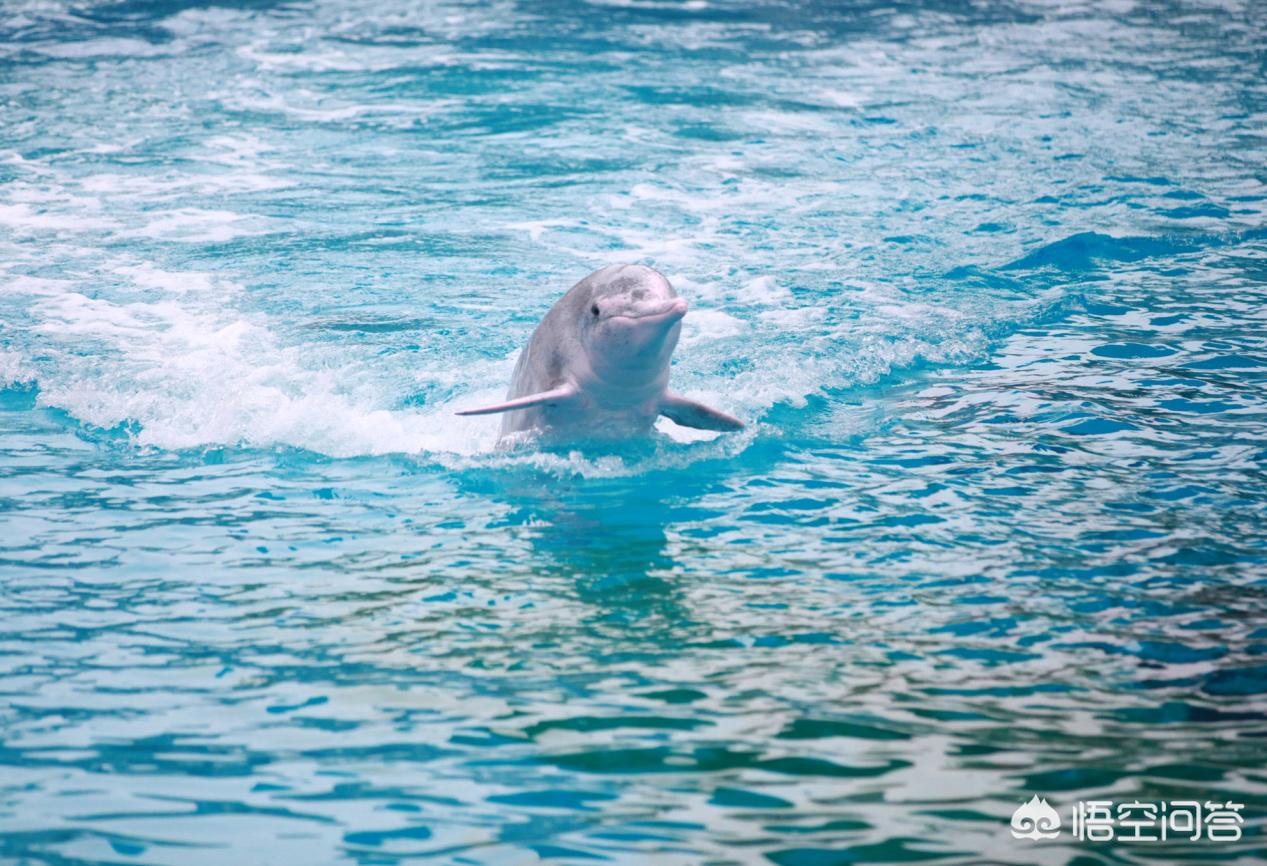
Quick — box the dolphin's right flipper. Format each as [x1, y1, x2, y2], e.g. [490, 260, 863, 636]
[659, 392, 744, 432]
[455, 384, 578, 416]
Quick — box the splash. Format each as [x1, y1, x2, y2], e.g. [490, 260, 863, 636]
[1, 260, 1061, 463]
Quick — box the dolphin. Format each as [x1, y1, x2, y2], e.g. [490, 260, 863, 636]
[456, 264, 743, 441]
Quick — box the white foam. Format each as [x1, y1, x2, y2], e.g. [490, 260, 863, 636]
[756, 306, 825, 327]
[111, 264, 221, 296]
[0, 202, 115, 233]
[742, 109, 837, 135]
[1, 275, 77, 297]
[82, 169, 291, 197]
[225, 91, 454, 126]
[32, 38, 173, 59]
[130, 209, 275, 243]
[739, 275, 792, 304]
[506, 218, 582, 243]
[810, 89, 867, 109]
[681, 308, 746, 344]
[655, 410, 724, 444]
[0, 150, 57, 177]
[0, 350, 33, 387]
[4, 262, 770, 469]
[3, 251, 1043, 468]
[234, 41, 471, 74]
[3, 268, 504, 457]
[587, 0, 708, 8]
[201, 134, 273, 165]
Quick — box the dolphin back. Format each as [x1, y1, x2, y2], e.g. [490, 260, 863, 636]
[497, 278, 591, 435]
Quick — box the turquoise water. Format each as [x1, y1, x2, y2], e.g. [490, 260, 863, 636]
[2, 0, 1267, 863]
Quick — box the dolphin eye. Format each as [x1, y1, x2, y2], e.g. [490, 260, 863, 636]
[591, 304, 600, 317]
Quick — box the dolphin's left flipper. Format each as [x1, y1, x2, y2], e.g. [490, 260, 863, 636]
[659, 392, 744, 432]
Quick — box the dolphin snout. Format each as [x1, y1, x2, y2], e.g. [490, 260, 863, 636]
[622, 297, 687, 325]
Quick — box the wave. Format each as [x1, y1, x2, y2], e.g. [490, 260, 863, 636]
[1, 258, 1072, 467]
[1002, 227, 1267, 272]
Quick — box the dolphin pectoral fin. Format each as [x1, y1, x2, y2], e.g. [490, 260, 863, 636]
[454, 384, 578, 416]
[659, 392, 745, 432]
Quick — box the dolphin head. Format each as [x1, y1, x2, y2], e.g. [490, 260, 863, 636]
[578, 264, 687, 387]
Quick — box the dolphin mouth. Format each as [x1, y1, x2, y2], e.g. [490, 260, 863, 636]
[612, 298, 688, 324]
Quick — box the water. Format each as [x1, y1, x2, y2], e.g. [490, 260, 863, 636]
[2, 0, 1266, 863]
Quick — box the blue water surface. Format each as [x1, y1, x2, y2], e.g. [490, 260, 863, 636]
[2, 1, 1266, 864]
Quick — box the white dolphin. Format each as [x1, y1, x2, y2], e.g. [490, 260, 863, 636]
[456, 264, 744, 441]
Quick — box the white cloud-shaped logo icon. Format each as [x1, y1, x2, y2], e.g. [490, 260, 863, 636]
[1011, 795, 1061, 840]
